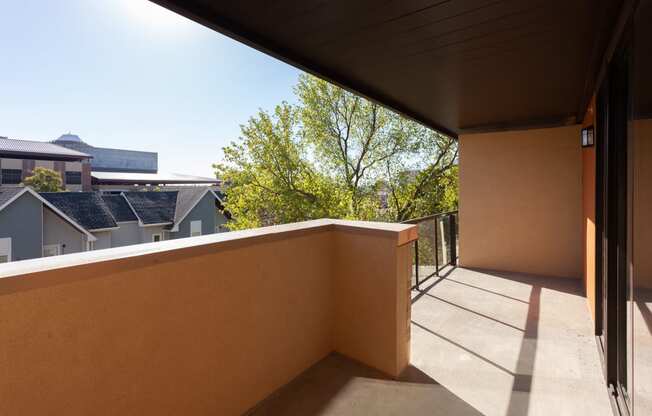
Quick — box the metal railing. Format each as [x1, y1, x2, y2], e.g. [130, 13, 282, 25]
[402, 210, 458, 290]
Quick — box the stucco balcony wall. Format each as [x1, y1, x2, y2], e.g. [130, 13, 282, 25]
[0, 219, 416, 416]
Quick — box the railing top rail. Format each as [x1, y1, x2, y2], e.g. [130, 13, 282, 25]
[401, 210, 458, 224]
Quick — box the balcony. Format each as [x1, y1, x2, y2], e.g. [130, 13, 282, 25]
[249, 268, 611, 415]
[0, 218, 612, 415]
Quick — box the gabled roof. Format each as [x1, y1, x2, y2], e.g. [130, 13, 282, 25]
[169, 187, 223, 231]
[0, 137, 91, 161]
[40, 192, 118, 231]
[122, 191, 178, 226]
[0, 187, 96, 240]
[101, 194, 138, 222]
[0, 188, 24, 209]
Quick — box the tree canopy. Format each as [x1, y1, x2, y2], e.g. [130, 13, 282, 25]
[22, 167, 64, 192]
[215, 74, 458, 230]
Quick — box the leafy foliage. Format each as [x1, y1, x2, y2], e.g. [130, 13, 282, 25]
[22, 167, 64, 192]
[215, 75, 458, 229]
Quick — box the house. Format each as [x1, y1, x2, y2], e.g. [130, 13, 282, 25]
[42, 187, 229, 248]
[0, 187, 96, 262]
[40, 192, 119, 250]
[1, 2, 651, 416]
[0, 186, 228, 263]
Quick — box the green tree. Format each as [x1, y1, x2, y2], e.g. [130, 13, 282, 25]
[296, 74, 413, 218]
[215, 75, 459, 229]
[22, 167, 64, 192]
[215, 102, 347, 230]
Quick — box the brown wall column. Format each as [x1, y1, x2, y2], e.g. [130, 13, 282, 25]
[21, 159, 35, 181]
[81, 161, 92, 191]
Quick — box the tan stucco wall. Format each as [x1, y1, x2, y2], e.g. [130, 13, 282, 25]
[459, 125, 583, 279]
[0, 220, 414, 415]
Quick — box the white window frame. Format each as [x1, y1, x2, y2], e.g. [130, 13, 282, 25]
[42, 244, 61, 257]
[190, 220, 202, 237]
[152, 233, 162, 242]
[0, 237, 12, 263]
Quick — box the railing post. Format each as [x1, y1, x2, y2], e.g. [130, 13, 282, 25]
[414, 239, 420, 290]
[449, 214, 457, 266]
[434, 217, 439, 276]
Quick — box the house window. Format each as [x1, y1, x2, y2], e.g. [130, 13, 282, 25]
[190, 220, 202, 237]
[87, 240, 95, 251]
[0, 238, 11, 263]
[152, 233, 162, 242]
[1, 169, 22, 185]
[42, 244, 61, 257]
[65, 171, 82, 184]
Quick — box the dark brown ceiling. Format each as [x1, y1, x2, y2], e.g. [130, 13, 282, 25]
[153, 0, 622, 137]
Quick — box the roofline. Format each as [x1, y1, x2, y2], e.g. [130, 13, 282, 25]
[0, 187, 97, 241]
[0, 150, 91, 162]
[141, 222, 174, 227]
[119, 192, 147, 227]
[89, 227, 120, 232]
[92, 177, 220, 185]
[170, 188, 218, 232]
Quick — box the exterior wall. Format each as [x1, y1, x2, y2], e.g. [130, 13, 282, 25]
[633, 119, 652, 288]
[0, 220, 415, 416]
[92, 231, 112, 250]
[582, 98, 597, 318]
[170, 193, 216, 239]
[1, 158, 22, 169]
[56, 141, 158, 173]
[35, 160, 54, 169]
[459, 125, 583, 278]
[110, 222, 141, 248]
[43, 208, 84, 255]
[0, 193, 42, 261]
[140, 225, 167, 243]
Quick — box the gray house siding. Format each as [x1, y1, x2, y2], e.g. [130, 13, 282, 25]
[92, 231, 112, 250]
[170, 192, 216, 239]
[43, 208, 84, 255]
[111, 222, 141, 247]
[140, 225, 167, 243]
[0, 192, 42, 261]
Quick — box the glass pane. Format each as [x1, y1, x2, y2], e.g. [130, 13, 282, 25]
[632, 2, 652, 413]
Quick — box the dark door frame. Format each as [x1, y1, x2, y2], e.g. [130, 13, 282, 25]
[595, 32, 632, 416]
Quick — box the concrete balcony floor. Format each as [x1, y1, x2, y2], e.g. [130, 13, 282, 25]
[249, 268, 611, 416]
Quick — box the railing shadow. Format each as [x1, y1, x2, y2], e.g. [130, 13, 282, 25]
[412, 268, 544, 416]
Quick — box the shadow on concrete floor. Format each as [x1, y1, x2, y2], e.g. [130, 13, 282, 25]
[246, 352, 483, 416]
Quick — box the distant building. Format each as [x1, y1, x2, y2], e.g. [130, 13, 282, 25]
[0, 136, 92, 191]
[54, 133, 157, 173]
[0, 134, 221, 191]
[0, 186, 229, 263]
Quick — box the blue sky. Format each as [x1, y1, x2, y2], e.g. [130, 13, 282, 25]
[0, 0, 301, 177]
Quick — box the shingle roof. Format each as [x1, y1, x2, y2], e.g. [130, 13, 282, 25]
[101, 195, 138, 222]
[173, 188, 211, 224]
[0, 188, 24, 208]
[122, 191, 178, 225]
[40, 192, 117, 231]
[0, 137, 91, 161]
